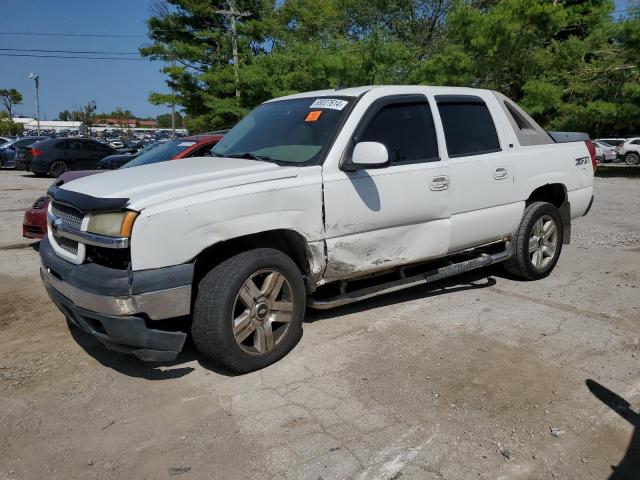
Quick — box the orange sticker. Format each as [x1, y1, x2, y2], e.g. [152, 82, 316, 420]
[305, 110, 322, 122]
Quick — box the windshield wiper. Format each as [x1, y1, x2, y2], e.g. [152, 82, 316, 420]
[225, 152, 282, 164]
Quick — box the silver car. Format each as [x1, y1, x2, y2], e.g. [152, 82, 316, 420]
[617, 138, 640, 165]
[593, 141, 617, 163]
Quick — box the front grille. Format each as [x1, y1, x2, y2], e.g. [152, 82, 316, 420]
[55, 235, 79, 254]
[51, 202, 83, 231]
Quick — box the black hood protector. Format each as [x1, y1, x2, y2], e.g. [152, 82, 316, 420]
[48, 183, 129, 213]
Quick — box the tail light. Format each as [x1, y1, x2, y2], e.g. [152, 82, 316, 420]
[30, 148, 44, 157]
[585, 140, 597, 173]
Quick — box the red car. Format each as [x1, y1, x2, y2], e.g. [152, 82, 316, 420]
[22, 133, 224, 239]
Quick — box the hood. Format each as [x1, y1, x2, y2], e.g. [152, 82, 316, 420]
[59, 157, 299, 210]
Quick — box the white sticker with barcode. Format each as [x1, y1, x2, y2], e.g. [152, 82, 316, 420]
[309, 99, 348, 110]
[178, 142, 196, 147]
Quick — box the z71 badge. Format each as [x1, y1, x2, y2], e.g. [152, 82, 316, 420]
[575, 157, 589, 166]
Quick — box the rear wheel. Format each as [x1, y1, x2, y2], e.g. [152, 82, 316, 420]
[191, 248, 306, 373]
[503, 201, 563, 280]
[49, 161, 69, 177]
[625, 152, 640, 166]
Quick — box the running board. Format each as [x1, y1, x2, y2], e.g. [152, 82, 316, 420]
[307, 246, 511, 310]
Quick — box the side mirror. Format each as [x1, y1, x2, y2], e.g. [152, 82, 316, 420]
[343, 141, 390, 171]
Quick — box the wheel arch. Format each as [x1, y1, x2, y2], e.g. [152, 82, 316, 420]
[192, 229, 321, 292]
[526, 183, 571, 244]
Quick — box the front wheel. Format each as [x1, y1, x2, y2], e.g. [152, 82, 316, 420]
[625, 152, 640, 166]
[503, 201, 563, 280]
[191, 248, 306, 373]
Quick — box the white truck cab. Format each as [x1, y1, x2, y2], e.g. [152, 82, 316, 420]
[40, 86, 595, 372]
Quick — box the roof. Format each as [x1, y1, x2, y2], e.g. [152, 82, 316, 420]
[12, 118, 81, 128]
[266, 85, 498, 103]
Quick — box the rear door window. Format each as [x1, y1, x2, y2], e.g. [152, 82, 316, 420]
[436, 96, 501, 158]
[358, 100, 439, 164]
[55, 141, 70, 150]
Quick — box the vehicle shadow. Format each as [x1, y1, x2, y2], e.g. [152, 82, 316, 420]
[586, 379, 640, 479]
[68, 323, 242, 379]
[68, 326, 197, 380]
[68, 265, 501, 380]
[305, 266, 499, 323]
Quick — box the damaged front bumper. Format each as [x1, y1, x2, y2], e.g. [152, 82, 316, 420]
[40, 238, 192, 361]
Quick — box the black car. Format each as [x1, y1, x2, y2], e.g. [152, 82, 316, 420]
[15, 138, 116, 177]
[98, 141, 166, 169]
[0, 136, 49, 168]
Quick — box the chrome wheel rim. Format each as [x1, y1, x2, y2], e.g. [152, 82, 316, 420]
[51, 162, 67, 177]
[529, 215, 558, 270]
[232, 269, 294, 356]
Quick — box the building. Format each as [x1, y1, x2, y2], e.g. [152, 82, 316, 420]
[137, 119, 158, 127]
[12, 117, 82, 131]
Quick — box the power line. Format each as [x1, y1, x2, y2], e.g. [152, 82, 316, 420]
[0, 32, 147, 38]
[0, 48, 140, 55]
[0, 53, 152, 61]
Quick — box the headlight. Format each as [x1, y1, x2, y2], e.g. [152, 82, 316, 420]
[86, 211, 138, 237]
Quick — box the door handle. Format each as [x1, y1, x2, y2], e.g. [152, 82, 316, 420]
[494, 167, 508, 180]
[430, 175, 449, 191]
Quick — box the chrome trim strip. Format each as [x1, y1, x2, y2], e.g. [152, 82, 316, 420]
[47, 212, 129, 249]
[41, 267, 192, 320]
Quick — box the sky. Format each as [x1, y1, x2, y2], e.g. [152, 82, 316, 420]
[0, 0, 637, 121]
[1, 0, 170, 120]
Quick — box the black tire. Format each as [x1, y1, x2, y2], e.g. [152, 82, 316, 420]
[503, 201, 563, 280]
[192, 248, 306, 373]
[49, 161, 69, 177]
[625, 152, 640, 166]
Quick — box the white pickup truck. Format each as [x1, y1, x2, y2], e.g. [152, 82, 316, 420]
[40, 86, 596, 372]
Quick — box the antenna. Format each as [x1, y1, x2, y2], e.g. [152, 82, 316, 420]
[335, 79, 346, 91]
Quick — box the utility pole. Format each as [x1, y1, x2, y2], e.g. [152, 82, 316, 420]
[215, 0, 251, 102]
[171, 92, 176, 139]
[28, 73, 40, 135]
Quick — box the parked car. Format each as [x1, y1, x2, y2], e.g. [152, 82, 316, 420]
[98, 141, 166, 170]
[593, 141, 617, 163]
[22, 171, 97, 239]
[39, 86, 595, 373]
[119, 133, 224, 169]
[14, 138, 116, 177]
[617, 138, 640, 165]
[0, 136, 15, 145]
[23, 135, 225, 238]
[594, 138, 626, 147]
[0, 136, 49, 168]
[109, 140, 125, 149]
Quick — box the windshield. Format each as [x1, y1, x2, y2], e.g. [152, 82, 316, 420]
[211, 96, 352, 164]
[122, 139, 196, 168]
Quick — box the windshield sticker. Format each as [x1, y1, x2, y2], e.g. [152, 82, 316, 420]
[178, 142, 196, 147]
[309, 98, 348, 110]
[305, 110, 323, 123]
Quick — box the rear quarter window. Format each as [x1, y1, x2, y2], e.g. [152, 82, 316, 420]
[436, 96, 501, 158]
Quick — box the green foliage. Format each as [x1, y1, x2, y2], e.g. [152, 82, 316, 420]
[0, 88, 23, 119]
[0, 112, 24, 135]
[416, 0, 640, 136]
[156, 112, 183, 128]
[143, 0, 639, 136]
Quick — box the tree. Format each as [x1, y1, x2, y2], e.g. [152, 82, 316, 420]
[0, 88, 23, 121]
[414, 0, 640, 136]
[80, 100, 97, 136]
[0, 111, 24, 135]
[58, 110, 72, 121]
[157, 112, 182, 128]
[141, 0, 450, 130]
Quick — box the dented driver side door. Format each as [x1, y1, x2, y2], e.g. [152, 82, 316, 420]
[322, 94, 451, 281]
